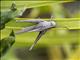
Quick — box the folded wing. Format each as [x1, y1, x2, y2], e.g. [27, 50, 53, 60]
[16, 19, 44, 23]
[15, 25, 36, 34]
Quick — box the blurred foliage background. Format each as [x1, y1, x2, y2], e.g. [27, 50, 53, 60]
[0, 1, 80, 60]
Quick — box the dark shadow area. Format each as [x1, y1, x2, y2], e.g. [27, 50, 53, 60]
[36, 12, 51, 18]
[71, 42, 80, 51]
[62, 1, 80, 18]
[19, 8, 33, 18]
[60, 46, 68, 59]
[14, 46, 49, 60]
[19, 6, 52, 18]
